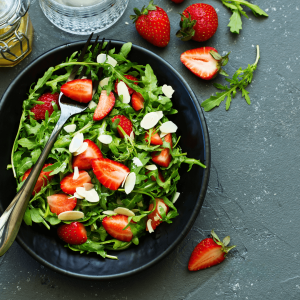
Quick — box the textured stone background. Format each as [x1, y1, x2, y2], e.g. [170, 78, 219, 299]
[1, 0, 299, 299]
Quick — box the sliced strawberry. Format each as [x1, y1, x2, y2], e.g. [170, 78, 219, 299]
[114, 75, 138, 95]
[111, 115, 133, 138]
[60, 79, 93, 103]
[151, 133, 173, 167]
[47, 193, 77, 215]
[131, 92, 144, 111]
[93, 90, 115, 121]
[30, 92, 60, 120]
[57, 222, 87, 245]
[146, 198, 169, 231]
[145, 170, 165, 182]
[22, 163, 54, 195]
[72, 139, 102, 170]
[145, 129, 163, 145]
[92, 158, 129, 191]
[102, 215, 133, 242]
[60, 170, 92, 194]
[188, 230, 236, 271]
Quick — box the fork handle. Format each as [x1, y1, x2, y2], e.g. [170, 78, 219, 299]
[0, 110, 70, 256]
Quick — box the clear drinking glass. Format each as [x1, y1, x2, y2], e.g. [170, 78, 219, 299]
[39, 0, 129, 35]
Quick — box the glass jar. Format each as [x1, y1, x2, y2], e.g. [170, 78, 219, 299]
[0, 0, 34, 67]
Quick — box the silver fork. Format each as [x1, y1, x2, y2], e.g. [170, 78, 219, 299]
[0, 35, 111, 256]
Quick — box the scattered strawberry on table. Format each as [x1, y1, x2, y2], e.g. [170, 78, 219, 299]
[188, 230, 236, 271]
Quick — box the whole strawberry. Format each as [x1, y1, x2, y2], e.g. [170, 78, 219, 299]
[172, 0, 185, 3]
[176, 3, 218, 42]
[130, 1, 170, 47]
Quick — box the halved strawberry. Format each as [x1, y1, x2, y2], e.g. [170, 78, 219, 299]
[111, 115, 133, 138]
[22, 163, 54, 195]
[72, 139, 102, 170]
[60, 170, 92, 194]
[145, 170, 165, 182]
[57, 222, 87, 245]
[145, 129, 163, 145]
[131, 92, 144, 111]
[180, 47, 229, 80]
[93, 90, 115, 121]
[61, 79, 93, 103]
[146, 198, 169, 231]
[114, 75, 138, 95]
[151, 133, 173, 167]
[47, 193, 77, 215]
[92, 158, 129, 191]
[102, 215, 133, 242]
[188, 230, 236, 271]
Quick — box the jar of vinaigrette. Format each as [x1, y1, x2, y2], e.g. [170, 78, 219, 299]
[0, 0, 33, 67]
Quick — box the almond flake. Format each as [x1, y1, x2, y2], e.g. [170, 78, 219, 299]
[58, 211, 84, 221]
[88, 100, 97, 109]
[159, 121, 178, 134]
[97, 54, 117, 67]
[74, 192, 83, 199]
[69, 133, 84, 153]
[76, 187, 87, 198]
[83, 183, 94, 191]
[73, 142, 88, 156]
[121, 173, 129, 188]
[99, 77, 110, 87]
[130, 131, 134, 140]
[145, 165, 157, 171]
[173, 192, 180, 203]
[64, 124, 76, 133]
[84, 188, 99, 203]
[147, 219, 154, 233]
[156, 111, 164, 120]
[114, 207, 135, 217]
[73, 167, 79, 180]
[117, 81, 130, 104]
[102, 210, 117, 216]
[160, 132, 168, 138]
[133, 157, 143, 167]
[154, 215, 160, 221]
[162, 84, 175, 98]
[124, 172, 136, 194]
[98, 135, 113, 144]
[140, 112, 160, 130]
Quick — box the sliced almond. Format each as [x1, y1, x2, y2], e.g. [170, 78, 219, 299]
[133, 157, 143, 167]
[130, 131, 134, 140]
[74, 192, 83, 199]
[84, 188, 99, 203]
[160, 132, 168, 138]
[69, 133, 84, 153]
[102, 210, 117, 216]
[114, 207, 135, 217]
[83, 183, 94, 191]
[76, 187, 87, 198]
[64, 124, 76, 133]
[98, 134, 113, 144]
[117, 81, 130, 104]
[97, 54, 117, 67]
[88, 100, 97, 109]
[121, 173, 129, 188]
[58, 211, 84, 221]
[73, 142, 88, 156]
[145, 165, 157, 171]
[124, 172, 136, 195]
[68, 196, 76, 199]
[147, 219, 154, 233]
[173, 192, 180, 203]
[99, 77, 110, 87]
[140, 112, 160, 130]
[154, 214, 160, 221]
[159, 121, 178, 134]
[73, 167, 79, 180]
[162, 84, 175, 98]
[156, 111, 164, 120]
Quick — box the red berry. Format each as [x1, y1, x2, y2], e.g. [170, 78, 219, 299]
[57, 222, 87, 245]
[114, 75, 138, 95]
[151, 133, 173, 167]
[30, 92, 59, 120]
[111, 115, 133, 138]
[146, 198, 169, 231]
[47, 193, 77, 215]
[131, 92, 145, 111]
[60, 170, 92, 195]
[61, 79, 93, 103]
[93, 90, 115, 121]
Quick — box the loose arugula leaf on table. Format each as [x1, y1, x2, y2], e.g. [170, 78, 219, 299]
[220, 0, 268, 34]
[201, 45, 260, 112]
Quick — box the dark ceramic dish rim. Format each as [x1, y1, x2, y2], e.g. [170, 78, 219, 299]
[0, 40, 211, 280]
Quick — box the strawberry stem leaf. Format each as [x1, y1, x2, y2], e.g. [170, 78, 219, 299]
[176, 13, 197, 42]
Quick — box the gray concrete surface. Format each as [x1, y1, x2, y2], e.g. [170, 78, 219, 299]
[0, 0, 299, 299]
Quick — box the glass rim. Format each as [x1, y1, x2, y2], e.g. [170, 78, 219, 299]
[41, 0, 115, 10]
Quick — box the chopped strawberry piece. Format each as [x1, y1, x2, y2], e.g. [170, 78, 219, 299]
[22, 163, 54, 195]
[60, 79, 93, 103]
[111, 115, 133, 138]
[47, 193, 77, 215]
[30, 92, 60, 120]
[151, 133, 173, 167]
[145, 129, 163, 145]
[92, 158, 129, 191]
[102, 215, 133, 242]
[114, 75, 138, 95]
[93, 90, 115, 121]
[131, 92, 144, 111]
[60, 170, 92, 194]
[57, 222, 87, 245]
[145, 170, 165, 182]
[146, 198, 169, 231]
[72, 139, 102, 170]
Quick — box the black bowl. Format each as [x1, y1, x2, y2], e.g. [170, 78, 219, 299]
[0, 40, 210, 280]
